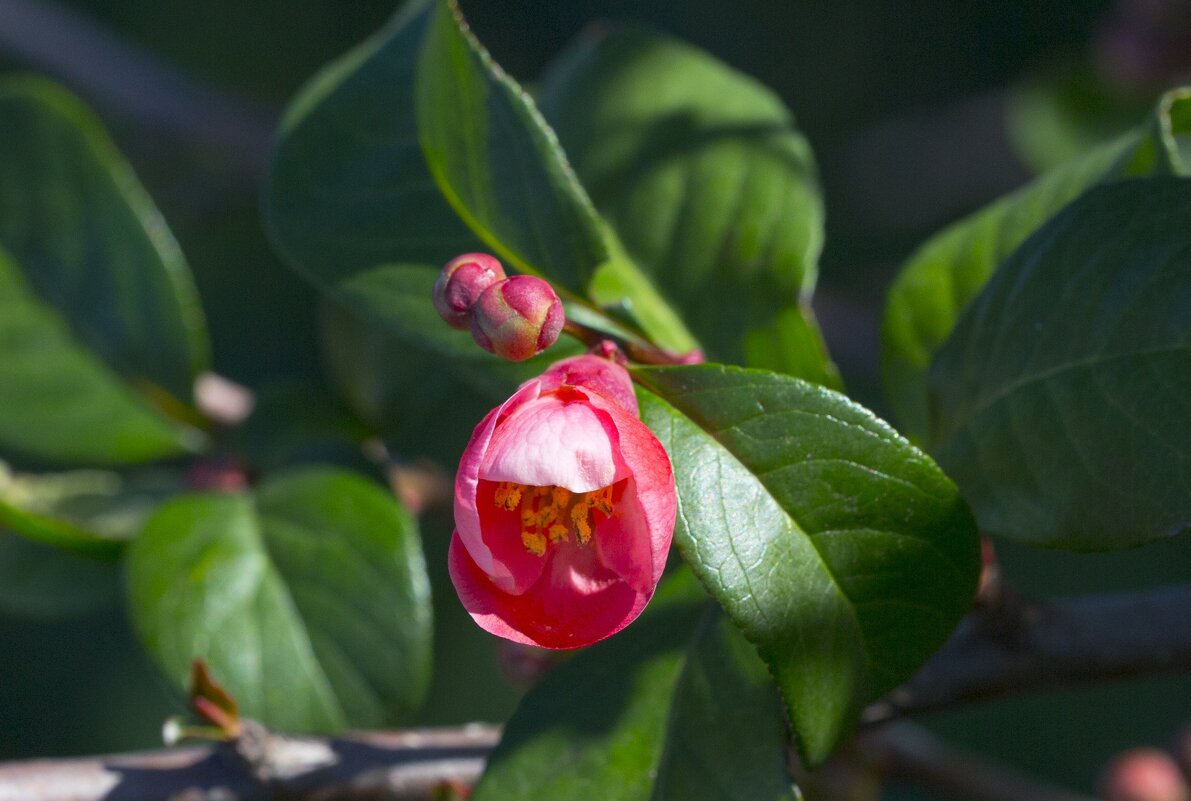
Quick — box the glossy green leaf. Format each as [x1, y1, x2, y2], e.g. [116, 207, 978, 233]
[267, 0, 566, 408]
[126, 467, 432, 732]
[883, 87, 1191, 439]
[0, 533, 120, 620]
[0, 76, 208, 402]
[415, 1, 696, 354]
[0, 246, 204, 465]
[636, 364, 979, 764]
[538, 27, 833, 382]
[0, 460, 178, 557]
[415, 0, 608, 291]
[267, 0, 480, 279]
[930, 178, 1191, 550]
[473, 570, 798, 801]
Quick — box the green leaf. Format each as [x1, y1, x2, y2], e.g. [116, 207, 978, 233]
[267, 1, 567, 401]
[267, 0, 480, 279]
[0, 245, 204, 465]
[0, 76, 208, 402]
[883, 87, 1191, 440]
[319, 299, 496, 460]
[473, 570, 798, 801]
[414, 1, 697, 354]
[636, 364, 979, 764]
[125, 467, 432, 732]
[415, 0, 608, 291]
[930, 178, 1191, 550]
[538, 27, 832, 380]
[0, 460, 178, 557]
[0, 532, 120, 620]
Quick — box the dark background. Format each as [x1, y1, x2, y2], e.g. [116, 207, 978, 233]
[1, 1, 1189, 798]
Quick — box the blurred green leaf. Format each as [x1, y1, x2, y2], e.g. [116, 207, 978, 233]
[0, 76, 208, 402]
[320, 300, 492, 460]
[0, 460, 178, 557]
[883, 87, 1191, 440]
[1007, 59, 1155, 174]
[231, 380, 373, 474]
[636, 364, 979, 764]
[267, 0, 479, 277]
[473, 570, 798, 801]
[538, 27, 833, 382]
[0, 245, 204, 465]
[0, 533, 120, 620]
[930, 178, 1191, 550]
[126, 467, 432, 732]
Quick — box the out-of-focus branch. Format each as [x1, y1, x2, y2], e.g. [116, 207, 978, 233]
[855, 722, 1100, 801]
[863, 582, 1191, 725]
[0, 724, 499, 801]
[0, 0, 274, 173]
[3, 583, 1189, 800]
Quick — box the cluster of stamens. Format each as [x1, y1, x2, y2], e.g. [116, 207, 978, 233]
[493, 481, 615, 556]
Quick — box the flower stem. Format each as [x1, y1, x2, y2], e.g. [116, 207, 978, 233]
[561, 319, 703, 366]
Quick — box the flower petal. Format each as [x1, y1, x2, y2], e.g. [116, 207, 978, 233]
[454, 379, 544, 591]
[585, 392, 676, 589]
[480, 394, 629, 493]
[449, 531, 649, 649]
[539, 354, 638, 415]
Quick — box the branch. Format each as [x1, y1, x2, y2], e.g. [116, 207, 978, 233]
[0, 0, 274, 174]
[855, 723, 1099, 801]
[3, 584, 1187, 800]
[863, 582, 1191, 724]
[0, 724, 499, 801]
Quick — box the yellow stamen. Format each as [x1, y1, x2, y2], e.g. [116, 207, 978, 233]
[521, 529, 546, 556]
[494, 481, 522, 511]
[493, 481, 614, 553]
[591, 485, 614, 515]
[571, 500, 593, 544]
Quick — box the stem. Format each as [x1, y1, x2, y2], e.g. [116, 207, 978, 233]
[562, 318, 701, 366]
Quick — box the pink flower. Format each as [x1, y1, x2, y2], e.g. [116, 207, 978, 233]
[448, 354, 676, 649]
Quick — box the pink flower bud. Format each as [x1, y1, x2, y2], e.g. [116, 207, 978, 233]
[1101, 748, 1191, 801]
[433, 253, 506, 330]
[448, 355, 675, 649]
[469, 276, 564, 361]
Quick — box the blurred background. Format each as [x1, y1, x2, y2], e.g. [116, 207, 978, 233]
[0, 0, 1189, 797]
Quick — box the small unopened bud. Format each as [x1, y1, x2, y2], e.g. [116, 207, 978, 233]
[470, 275, 564, 361]
[433, 253, 506, 330]
[1100, 748, 1191, 801]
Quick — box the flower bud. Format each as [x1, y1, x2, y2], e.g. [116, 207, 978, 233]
[433, 252, 506, 330]
[449, 354, 675, 648]
[469, 275, 564, 361]
[1100, 748, 1191, 801]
